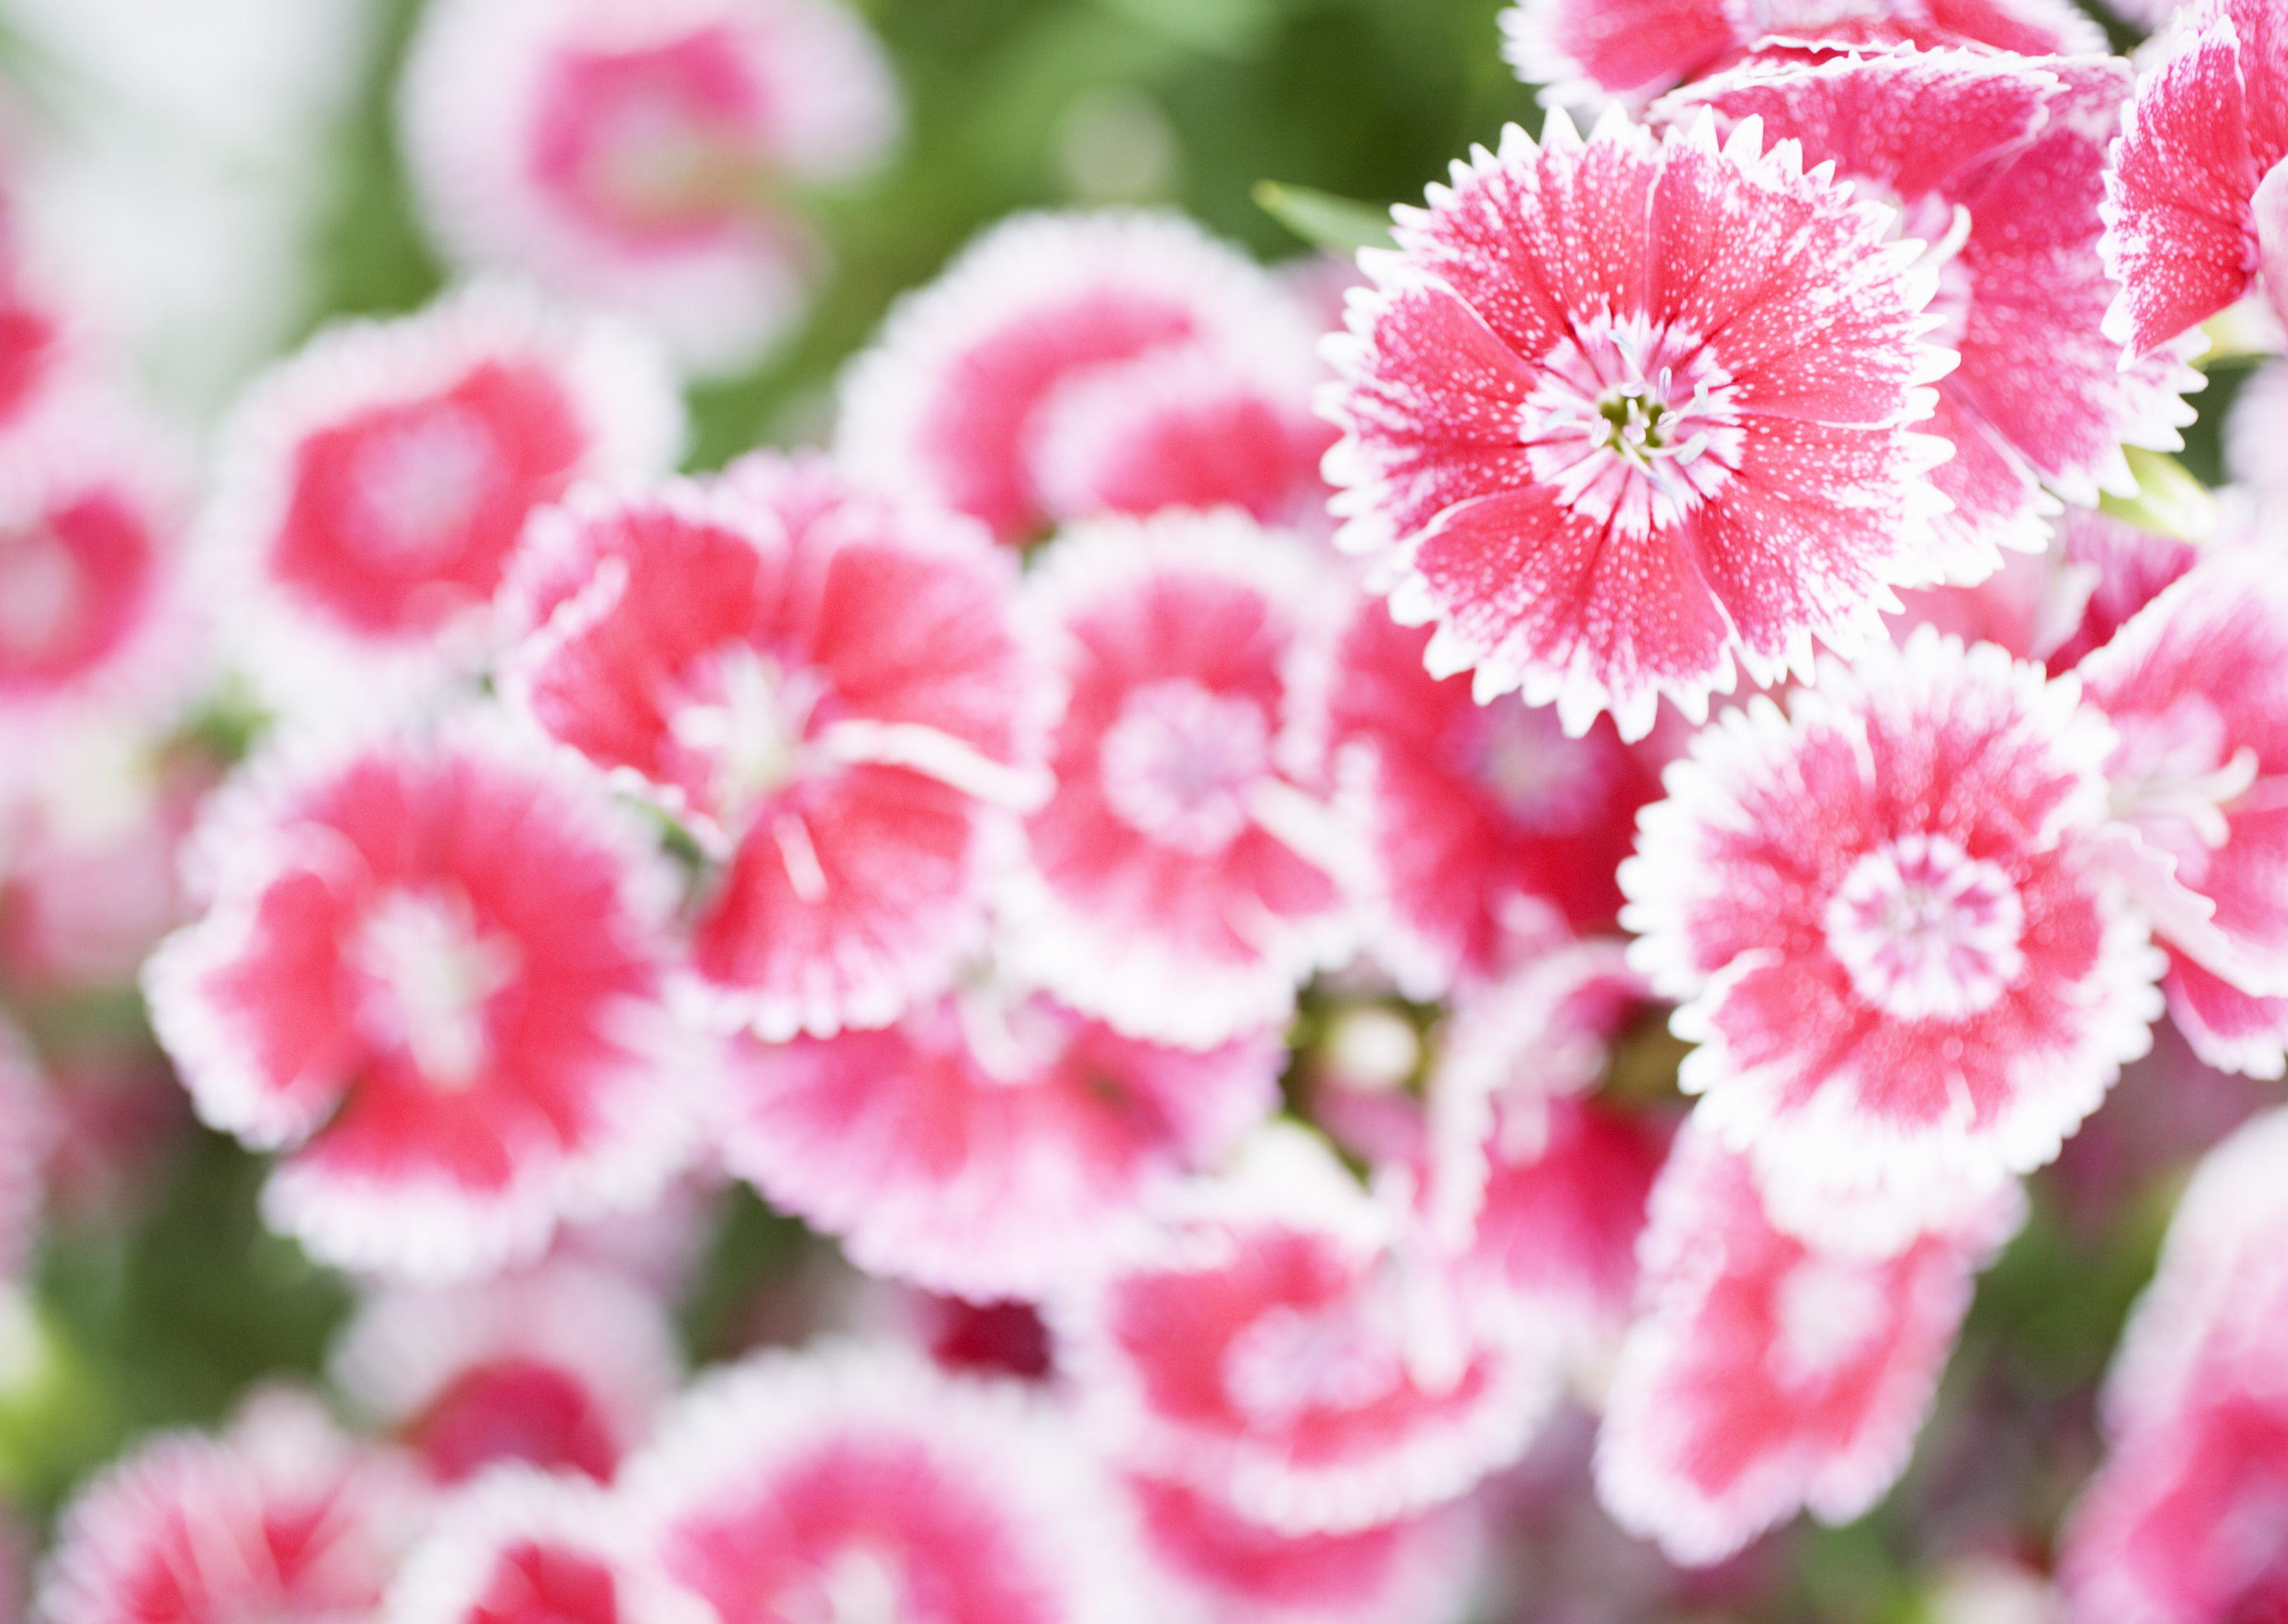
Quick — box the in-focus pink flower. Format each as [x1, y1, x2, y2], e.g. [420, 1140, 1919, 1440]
[1124, 1472, 1482, 1624]
[400, 0, 900, 374]
[202, 285, 681, 714]
[717, 981, 1281, 1301]
[620, 1342, 1137, 1624]
[1621, 627, 2162, 1233]
[2103, 0, 2288, 356]
[503, 454, 1040, 1041]
[38, 1388, 429, 1624]
[1594, 1121, 2021, 1566]
[1056, 1130, 1554, 1536]
[143, 717, 700, 1281]
[331, 1259, 683, 1485]
[2063, 1107, 2288, 1622]
[1326, 601, 1661, 997]
[1003, 509, 1350, 1047]
[1498, 0, 2105, 109]
[837, 211, 1326, 544]
[1659, 48, 2203, 567]
[1322, 110, 1957, 741]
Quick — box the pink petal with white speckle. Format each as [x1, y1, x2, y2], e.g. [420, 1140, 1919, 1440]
[1324, 111, 1956, 741]
[400, 0, 899, 375]
[1621, 627, 2161, 1228]
[38, 1388, 430, 1624]
[621, 1342, 1142, 1624]
[143, 714, 700, 1282]
[504, 455, 1039, 1041]
[1004, 509, 1350, 1048]
[1594, 1121, 2020, 1567]
[717, 986, 1282, 1301]
[838, 211, 1323, 544]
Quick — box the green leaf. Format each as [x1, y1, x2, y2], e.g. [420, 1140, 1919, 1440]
[1252, 181, 1395, 254]
[2098, 445, 2219, 542]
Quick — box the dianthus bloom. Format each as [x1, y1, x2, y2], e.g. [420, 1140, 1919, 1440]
[143, 717, 700, 1281]
[1621, 627, 2162, 1230]
[2103, 0, 2288, 356]
[399, 0, 901, 374]
[837, 211, 1329, 544]
[503, 454, 1039, 1040]
[1003, 509, 1349, 1047]
[1658, 48, 2202, 565]
[1595, 1122, 2021, 1566]
[1497, 0, 2103, 109]
[385, 1469, 693, 1624]
[1322, 110, 1956, 741]
[2062, 1107, 2288, 1621]
[38, 1388, 429, 1624]
[717, 981, 1282, 1301]
[202, 284, 681, 713]
[2076, 548, 2288, 1077]
[619, 1342, 1139, 1624]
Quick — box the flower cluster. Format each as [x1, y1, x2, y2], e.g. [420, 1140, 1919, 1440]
[5, 0, 2288, 1619]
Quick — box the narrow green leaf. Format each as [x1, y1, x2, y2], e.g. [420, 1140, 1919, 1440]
[1252, 181, 1395, 254]
[2098, 445, 2219, 541]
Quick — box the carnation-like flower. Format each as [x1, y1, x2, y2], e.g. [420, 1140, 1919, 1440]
[1322, 110, 1957, 741]
[1055, 1128, 1555, 1536]
[1621, 627, 2162, 1230]
[619, 1342, 1139, 1624]
[2077, 548, 2288, 1077]
[143, 716, 700, 1281]
[38, 1388, 430, 1624]
[717, 980, 1282, 1301]
[503, 454, 1040, 1041]
[1658, 48, 2203, 566]
[330, 1259, 683, 1484]
[201, 284, 681, 714]
[837, 211, 1326, 544]
[399, 0, 900, 375]
[2103, 0, 2288, 357]
[385, 1468, 697, 1624]
[2042, 506, 2195, 672]
[1001, 509, 1350, 1047]
[1498, 0, 2105, 110]
[1594, 1121, 2021, 1567]
[2062, 1107, 2288, 1621]
[1326, 601, 1661, 997]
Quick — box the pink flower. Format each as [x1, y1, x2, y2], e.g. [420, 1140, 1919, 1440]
[2228, 356, 2288, 532]
[202, 285, 681, 714]
[1326, 600, 1662, 997]
[1594, 1121, 2021, 1566]
[1002, 509, 1350, 1047]
[2077, 548, 2288, 1076]
[502, 454, 1041, 1041]
[1123, 1473, 1483, 1624]
[1620, 627, 2162, 1232]
[143, 716, 700, 1281]
[1055, 1129, 1555, 1536]
[399, 0, 900, 375]
[1322, 110, 1957, 741]
[717, 982, 1282, 1301]
[1658, 48, 2203, 566]
[383, 1469, 694, 1624]
[330, 1259, 683, 1485]
[2062, 1107, 2288, 1622]
[2102, 0, 2288, 357]
[837, 211, 1326, 544]
[37, 1388, 430, 1624]
[1497, 0, 2103, 111]
[619, 1342, 1138, 1624]
[2043, 506, 2196, 672]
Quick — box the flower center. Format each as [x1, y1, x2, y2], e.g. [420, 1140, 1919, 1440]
[1221, 1297, 1407, 1432]
[1765, 1252, 1891, 1395]
[345, 403, 501, 572]
[1522, 312, 1742, 535]
[770, 1545, 907, 1624]
[347, 885, 522, 1089]
[666, 644, 823, 834]
[1823, 833, 2027, 1021]
[2107, 694, 2259, 893]
[1097, 679, 1271, 856]
[0, 524, 82, 665]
